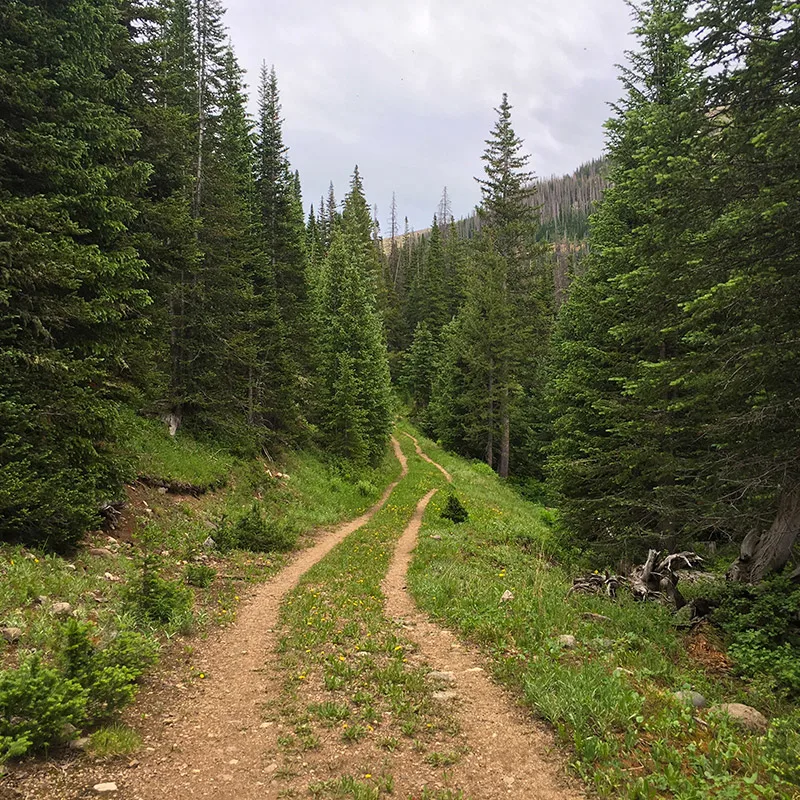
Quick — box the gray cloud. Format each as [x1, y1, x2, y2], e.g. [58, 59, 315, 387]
[224, 0, 634, 229]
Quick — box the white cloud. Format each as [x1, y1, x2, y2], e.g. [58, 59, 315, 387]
[223, 0, 634, 228]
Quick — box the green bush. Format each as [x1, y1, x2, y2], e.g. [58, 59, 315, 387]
[62, 620, 158, 723]
[217, 503, 298, 553]
[186, 563, 217, 588]
[440, 492, 468, 524]
[0, 654, 87, 762]
[711, 572, 800, 696]
[763, 711, 800, 787]
[127, 556, 193, 626]
[356, 479, 377, 497]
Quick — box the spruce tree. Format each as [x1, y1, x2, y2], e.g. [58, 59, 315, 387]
[313, 169, 392, 464]
[432, 94, 549, 477]
[254, 64, 310, 383]
[0, 0, 150, 546]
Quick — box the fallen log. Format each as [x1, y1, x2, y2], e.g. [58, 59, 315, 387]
[570, 550, 705, 609]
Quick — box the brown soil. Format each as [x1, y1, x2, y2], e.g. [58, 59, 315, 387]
[382, 487, 583, 800]
[402, 432, 452, 482]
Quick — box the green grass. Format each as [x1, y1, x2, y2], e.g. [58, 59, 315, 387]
[119, 408, 238, 489]
[405, 425, 800, 800]
[88, 724, 142, 757]
[0, 418, 402, 763]
[275, 434, 471, 793]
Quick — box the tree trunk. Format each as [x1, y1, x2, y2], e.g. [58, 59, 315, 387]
[499, 401, 510, 478]
[485, 368, 494, 468]
[728, 479, 800, 583]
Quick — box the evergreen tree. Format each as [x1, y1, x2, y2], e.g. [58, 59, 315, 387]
[313, 169, 392, 464]
[0, 0, 150, 546]
[254, 64, 310, 381]
[547, 0, 708, 557]
[685, 0, 800, 581]
[402, 322, 438, 429]
[432, 94, 549, 477]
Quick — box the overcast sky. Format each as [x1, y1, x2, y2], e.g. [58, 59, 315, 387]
[224, 0, 635, 231]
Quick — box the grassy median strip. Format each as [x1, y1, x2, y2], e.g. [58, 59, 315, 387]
[405, 428, 799, 800]
[274, 434, 464, 799]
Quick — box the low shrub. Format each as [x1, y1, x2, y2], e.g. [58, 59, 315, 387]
[440, 493, 468, 524]
[62, 619, 158, 723]
[127, 555, 193, 627]
[217, 503, 298, 553]
[0, 654, 86, 762]
[186, 563, 217, 588]
[711, 572, 800, 697]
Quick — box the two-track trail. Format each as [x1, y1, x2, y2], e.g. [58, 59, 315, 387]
[15, 433, 581, 800]
[15, 438, 408, 800]
[383, 435, 582, 800]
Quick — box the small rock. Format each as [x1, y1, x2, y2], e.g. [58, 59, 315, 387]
[106, 536, 118, 544]
[503, 776, 515, 787]
[89, 547, 114, 558]
[266, 762, 278, 773]
[557, 634, 577, 649]
[69, 737, 90, 751]
[93, 783, 118, 794]
[51, 602, 72, 616]
[158, 487, 168, 494]
[426, 671, 456, 684]
[432, 690, 458, 701]
[674, 690, 706, 708]
[581, 612, 611, 623]
[430, 534, 442, 540]
[1, 627, 23, 643]
[202, 536, 216, 550]
[128, 760, 139, 769]
[614, 667, 634, 677]
[65, 564, 77, 571]
[104, 572, 121, 582]
[34, 595, 49, 606]
[500, 589, 515, 603]
[463, 667, 484, 673]
[710, 703, 768, 733]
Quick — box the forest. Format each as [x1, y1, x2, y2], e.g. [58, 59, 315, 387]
[1, 0, 799, 796]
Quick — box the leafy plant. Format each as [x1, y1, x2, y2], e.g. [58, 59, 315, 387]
[217, 502, 298, 553]
[711, 573, 800, 696]
[186, 563, 217, 588]
[0, 654, 86, 762]
[127, 555, 193, 626]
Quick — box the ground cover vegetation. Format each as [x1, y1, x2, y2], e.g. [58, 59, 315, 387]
[273, 433, 471, 798]
[1, 0, 798, 792]
[0, 413, 399, 764]
[406, 430, 800, 798]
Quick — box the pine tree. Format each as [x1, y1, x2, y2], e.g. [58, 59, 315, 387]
[685, 0, 800, 581]
[547, 0, 719, 558]
[0, 0, 150, 546]
[313, 169, 392, 464]
[432, 94, 549, 477]
[254, 64, 310, 382]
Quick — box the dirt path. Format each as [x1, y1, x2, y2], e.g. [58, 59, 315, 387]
[382, 464, 582, 799]
[14, 438, 408, 800]
[402, 432, 452, 482]
[12, 435, 582, 800]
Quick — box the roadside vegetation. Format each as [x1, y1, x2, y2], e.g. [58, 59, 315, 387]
[0, 412, 398, 766]
[274, 434, 466, 799]
[406, 430, 800, 799]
